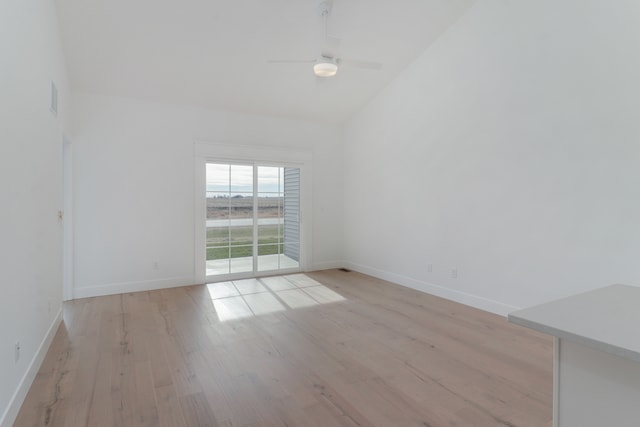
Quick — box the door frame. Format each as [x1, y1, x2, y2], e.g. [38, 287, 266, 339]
[193, 141, 312, 284]
[62, 134, 73, 301]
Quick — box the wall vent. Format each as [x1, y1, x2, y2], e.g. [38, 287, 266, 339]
[50, 81, 58, 117]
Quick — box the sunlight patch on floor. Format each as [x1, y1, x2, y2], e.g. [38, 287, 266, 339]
[207, 274, 346, 321]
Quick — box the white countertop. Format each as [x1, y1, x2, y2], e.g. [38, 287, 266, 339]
[508, 284, 640, 362]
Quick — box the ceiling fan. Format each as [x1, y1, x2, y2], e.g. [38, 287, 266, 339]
[267, 1, 383, 78]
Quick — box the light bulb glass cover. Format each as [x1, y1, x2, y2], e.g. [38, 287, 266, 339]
[314, 61, 338, 77]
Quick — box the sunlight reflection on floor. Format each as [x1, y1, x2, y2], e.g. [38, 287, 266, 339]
[206, 274, 346, 322]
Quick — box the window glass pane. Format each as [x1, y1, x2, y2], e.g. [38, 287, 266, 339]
[258, 224, 279, 245]
[258, 193, 281, 219]
[279, 253, 298, 269]
[230, 257, 252, 274]
[229, 193, 253, 219]
[279, 168, 284, 193]
[206, 164, 229, 190]
[230, 246, 252, 273]
[207, 193, 229, 220]
[207, 227, 228, 247]
[230, 225, 253, 246]
[230, 165, 253, 193]
[207, 246, 229, 261]
[207, 259, 229, 276]
[258, 167, 280, 193]
[258, 244, 279, 256]
[230, 245, 252, 258]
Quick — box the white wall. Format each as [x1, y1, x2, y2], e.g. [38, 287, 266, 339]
[343, 0, 640, 315]
[71, 94, 343, 297]
[0, 0, 70, 424]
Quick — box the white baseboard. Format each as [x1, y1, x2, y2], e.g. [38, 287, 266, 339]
[71, 265, 518, 315]
[73, 276, 195, 299]
[343, 261, 519, 317]
[309, 260, 345, 271]
[0, 309, 62, 427]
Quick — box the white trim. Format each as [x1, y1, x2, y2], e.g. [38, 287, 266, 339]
[194, 141, 313, 282]
[252, 167, 259, 273]
[344, 261, 519, 316]
[554, 336, 560, 427]
[194, 141, 312, 164]
[73, 276, 194, 299]
[205, 266, 302, 284]
[194, 156, 206, 285]
[62, 135, 73, 301]
[0, 309, 62, 427]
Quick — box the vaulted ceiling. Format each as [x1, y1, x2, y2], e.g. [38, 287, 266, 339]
[55, 0, 475, 123]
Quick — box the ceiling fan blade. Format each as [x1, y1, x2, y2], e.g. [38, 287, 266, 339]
[339, 59, 383, 70]
[267, 59, 316, 64]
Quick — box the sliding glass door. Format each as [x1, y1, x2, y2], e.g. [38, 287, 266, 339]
[206, 162, 300, 279]
[206, 164, 254, 275]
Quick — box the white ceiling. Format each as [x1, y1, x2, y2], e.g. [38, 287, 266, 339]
[55, 0, 475, 124]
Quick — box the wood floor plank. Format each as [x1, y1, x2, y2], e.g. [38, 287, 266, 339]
[14, 269, 552, 426]
[180, 392, 219, 427]
[153, 384, 187, 427]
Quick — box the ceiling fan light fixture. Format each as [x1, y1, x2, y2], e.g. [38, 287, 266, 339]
[313, 60, 338, 77]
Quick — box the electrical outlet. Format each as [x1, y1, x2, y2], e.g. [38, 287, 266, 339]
[427, 264, 433, 273]
[451, 269, 458, 279]
[15, 342, 20, 363]
[153, 260, 159, 270]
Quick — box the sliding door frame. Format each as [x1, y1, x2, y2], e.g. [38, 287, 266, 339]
[193, 142, 312, 284]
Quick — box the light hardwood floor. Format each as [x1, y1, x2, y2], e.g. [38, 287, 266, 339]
[15, 270, 552, 427]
